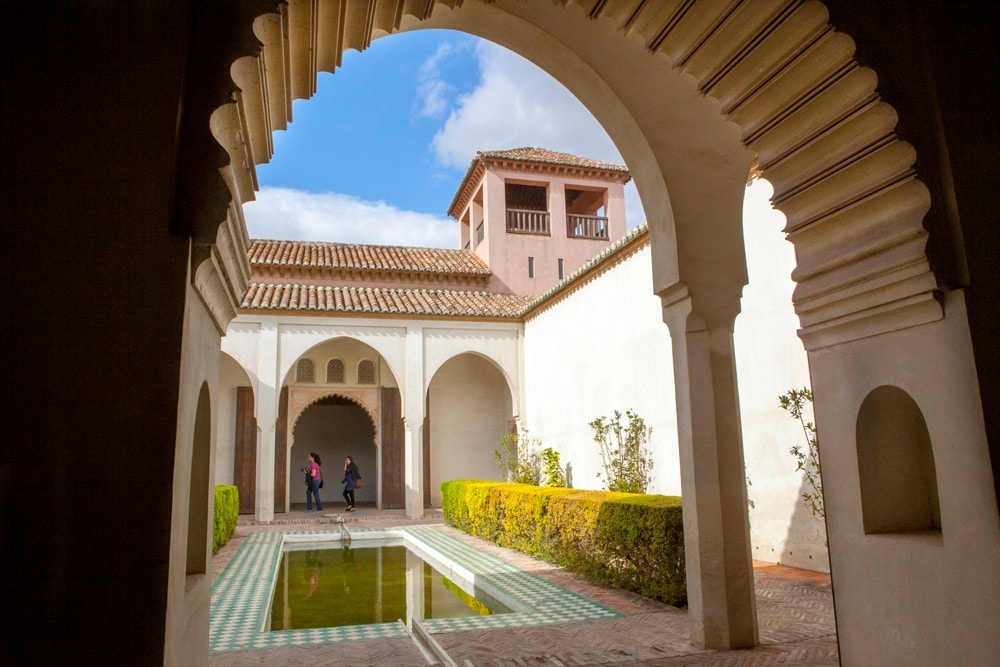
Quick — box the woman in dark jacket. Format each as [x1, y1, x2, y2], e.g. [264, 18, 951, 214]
[342, 456, 361, 512]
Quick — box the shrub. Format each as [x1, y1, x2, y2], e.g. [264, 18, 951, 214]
[540, 447, 566, 487]
[494, 427, 542, 485]
[213, 485, 239, 555]
[591, 409, 654, 493]
[778, 388, 824, 519]
[441, 479, 685, 606]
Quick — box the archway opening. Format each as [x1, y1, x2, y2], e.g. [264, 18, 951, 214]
[427, 353, 514, 506]
[291, 395, 377, 510]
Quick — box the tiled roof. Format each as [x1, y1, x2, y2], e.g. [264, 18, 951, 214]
[476, 147, 629, 173]
[241, 284, 534, 319]
[248, 239, 492, 276]
[448, 147, 631, 217]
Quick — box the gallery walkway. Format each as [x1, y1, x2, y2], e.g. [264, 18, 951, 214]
[211, 505, 838, 666]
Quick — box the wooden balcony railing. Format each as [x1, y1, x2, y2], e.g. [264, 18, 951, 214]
[506, 208, 550, 235]
[567, 214, 609, 240]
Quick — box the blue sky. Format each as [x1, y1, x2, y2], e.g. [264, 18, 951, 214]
[243, 30, 644, 248]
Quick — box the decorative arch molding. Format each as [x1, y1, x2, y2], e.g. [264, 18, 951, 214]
[287, 387, 381, 446]
[193, 0, 941, 354]
[426, 350, 517, 410]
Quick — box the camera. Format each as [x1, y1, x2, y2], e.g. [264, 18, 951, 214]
[300, 467, 308, 472]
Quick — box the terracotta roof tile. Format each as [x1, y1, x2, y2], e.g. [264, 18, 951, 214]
[241, 284, 534, 319]
[476, 147, 629, 173]
[248, 239, 492, 276]
[448, 147, 631, 217]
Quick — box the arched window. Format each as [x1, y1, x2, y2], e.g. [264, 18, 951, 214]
[295, 358, 315, 383]
[326, 358, 345, 384]
[857, 385, 941, 535]
[357, 359, 376, 385]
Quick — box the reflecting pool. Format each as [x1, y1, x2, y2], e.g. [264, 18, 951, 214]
[269, 540, 511, 631]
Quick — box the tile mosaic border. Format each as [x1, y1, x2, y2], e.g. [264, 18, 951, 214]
[210, 525, 620, 654]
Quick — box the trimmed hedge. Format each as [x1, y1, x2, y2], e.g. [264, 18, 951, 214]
[213, 485, 239, 555]
[441, 480, 686, 606]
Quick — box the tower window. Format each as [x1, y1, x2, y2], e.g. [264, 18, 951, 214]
[528, 256, 534, 278]
[558, 258, 564, 279]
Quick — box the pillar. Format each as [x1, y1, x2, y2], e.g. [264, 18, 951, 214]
[661, 284, 758, 649]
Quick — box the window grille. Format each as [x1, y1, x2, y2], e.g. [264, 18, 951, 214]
[295, 358, 315, 383]
[326, 358, 345, 383]
[357, 359, 376, 385]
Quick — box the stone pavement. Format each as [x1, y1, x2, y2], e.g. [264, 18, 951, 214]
[210, 505, 838, 666]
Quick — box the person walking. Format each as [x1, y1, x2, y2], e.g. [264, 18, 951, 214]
[342, 456, 361, 511]
[305, 452, 323, 512]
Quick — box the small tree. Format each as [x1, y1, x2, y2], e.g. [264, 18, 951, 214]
[539, 447, 566, 487]
[590, 409, 654, 493]
[779, 387, 824, 519]
[495, 427, 541, 485]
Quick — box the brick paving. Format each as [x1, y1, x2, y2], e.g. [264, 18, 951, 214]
[211, 505, 838, 666]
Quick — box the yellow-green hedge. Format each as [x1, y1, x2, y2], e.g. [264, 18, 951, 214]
[213, 485, 239, 555]
[441, 480, 686, 606]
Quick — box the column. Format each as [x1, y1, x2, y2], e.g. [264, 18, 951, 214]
[404, 325, 426, 518]
[661, 285, 758, 649]
[255, 318, 278, 522]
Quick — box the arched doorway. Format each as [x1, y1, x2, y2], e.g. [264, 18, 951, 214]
[289, 395, 378, 510]
[426, 353, 514, 506]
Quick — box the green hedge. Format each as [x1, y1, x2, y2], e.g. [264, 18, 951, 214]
[441, 480, 686, 606]
[213, 485, 239, 555]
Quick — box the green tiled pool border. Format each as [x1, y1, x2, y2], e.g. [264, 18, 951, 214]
[210, 525, 621, 654]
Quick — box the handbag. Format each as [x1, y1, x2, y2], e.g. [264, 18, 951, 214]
[319, 479, 324, 489]
[355, 478, 362, 489]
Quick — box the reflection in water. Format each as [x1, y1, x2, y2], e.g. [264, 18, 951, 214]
[270, 543, 509, 631]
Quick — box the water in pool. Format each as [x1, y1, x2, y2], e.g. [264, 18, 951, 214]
[269, 541, 511, 630]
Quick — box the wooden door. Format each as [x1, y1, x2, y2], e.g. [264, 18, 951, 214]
[274, 386, 288, 512]
[381, 387, 405, 508]
[233, 386, 256, 514]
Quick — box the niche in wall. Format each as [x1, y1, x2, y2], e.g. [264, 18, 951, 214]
[856, 385, 941, 534]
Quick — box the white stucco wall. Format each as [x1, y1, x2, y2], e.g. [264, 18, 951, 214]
[734, 179, 828, 571]
[523, 179, 824, 570]
[523, 243, 680, 495]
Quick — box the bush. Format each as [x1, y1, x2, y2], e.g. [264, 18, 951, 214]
[494, 428, 542, 485]
[441, 480, 685, 606]
[213, 485, 239, 555]
[591, 409, 654, 493]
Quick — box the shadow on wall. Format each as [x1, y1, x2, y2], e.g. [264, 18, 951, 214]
[780, 475, 830, 572]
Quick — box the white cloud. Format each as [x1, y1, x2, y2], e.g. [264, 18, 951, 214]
[413, 42, 459, 120]
[431, 41, 646, 226]
[244, 187, 458, 248]
[416, 79, 452, 119]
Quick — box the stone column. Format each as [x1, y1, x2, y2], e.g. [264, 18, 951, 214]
[404, 325, 426, 518]
[255, 318, 278, 522]
[661, 284, 758, 650]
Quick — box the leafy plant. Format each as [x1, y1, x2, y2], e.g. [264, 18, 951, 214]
[590, 409, 654, 493]
[540, 447, 566, 487]
[495, 427, 541, 485]
[778, 387, 824, 519]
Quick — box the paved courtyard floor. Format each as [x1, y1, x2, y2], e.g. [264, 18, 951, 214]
[210, 504, 839, 666]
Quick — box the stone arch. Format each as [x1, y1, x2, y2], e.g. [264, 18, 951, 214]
[425, 348, 518, 409]
[289, 389, 379, 438]
[196, 0, 960, 654]
[287, 390, 381, 507]
[426, 351, 514, 505]
[207, 1, 938, 349]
